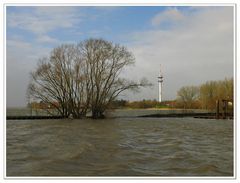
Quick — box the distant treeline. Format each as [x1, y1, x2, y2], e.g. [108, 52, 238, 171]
[110, 78, 233, 110]
[110, 99, 174, 109]
[176, 77, 233, 110]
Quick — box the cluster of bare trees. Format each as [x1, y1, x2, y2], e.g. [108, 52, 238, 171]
[177, 86, 200, 109]
[176, 78, 233, 110]
[199, 78, 233, 110]
[27, 39, 149, 118]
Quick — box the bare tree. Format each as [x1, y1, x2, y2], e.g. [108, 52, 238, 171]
[177, 86, 199, 109]
[28, 44, 89, 118]
[79, 39, 150, 118]
[28, 39, 150, 119]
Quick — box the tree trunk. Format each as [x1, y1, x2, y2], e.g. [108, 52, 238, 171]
[92, 109, 105, 119]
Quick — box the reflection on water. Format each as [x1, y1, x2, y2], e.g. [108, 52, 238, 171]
[7, 111, 233, 176]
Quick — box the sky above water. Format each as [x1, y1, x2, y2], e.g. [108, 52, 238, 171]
[6, 6, 234, 107]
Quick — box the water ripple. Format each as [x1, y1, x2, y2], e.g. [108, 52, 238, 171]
[7, 117, 233, 176]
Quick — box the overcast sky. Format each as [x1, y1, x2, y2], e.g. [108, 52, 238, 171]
[6, 6, 233, 107]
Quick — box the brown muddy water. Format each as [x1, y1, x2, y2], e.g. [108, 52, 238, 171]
[7, 110, 233, 176]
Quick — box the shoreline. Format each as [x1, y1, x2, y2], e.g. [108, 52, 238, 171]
[112, 108, 209, 111]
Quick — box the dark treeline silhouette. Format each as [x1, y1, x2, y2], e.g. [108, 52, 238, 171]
[109, 99, 174, 109]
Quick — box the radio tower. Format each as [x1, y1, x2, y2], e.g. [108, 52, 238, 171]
[158, 65, 163, 102]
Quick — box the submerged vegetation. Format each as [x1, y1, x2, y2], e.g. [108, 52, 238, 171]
[110, 99, 174, 109]
[27, 39, 150, 119]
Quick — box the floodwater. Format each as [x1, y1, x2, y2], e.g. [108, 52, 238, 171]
[7, 110, 233, 176]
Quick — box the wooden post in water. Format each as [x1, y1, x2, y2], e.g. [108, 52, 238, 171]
[216, 100, 220, 119]
[226, 101, 228, 119]
[222, 100, 227, 119]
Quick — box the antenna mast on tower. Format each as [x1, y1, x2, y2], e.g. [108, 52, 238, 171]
[158, 65, 163, 102]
